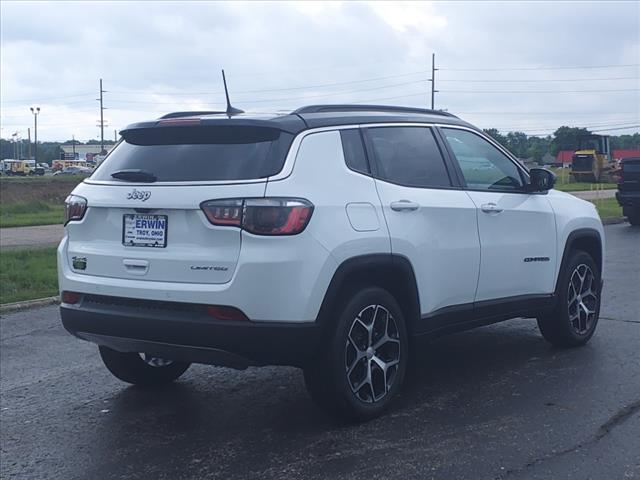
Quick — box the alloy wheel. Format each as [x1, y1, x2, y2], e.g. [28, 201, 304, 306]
[139, 353, 174, 368]
[345, 305, 401, 403]
[567, 264, 598, 335]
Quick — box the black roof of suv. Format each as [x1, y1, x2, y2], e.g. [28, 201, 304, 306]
[121, 104, 475, 136]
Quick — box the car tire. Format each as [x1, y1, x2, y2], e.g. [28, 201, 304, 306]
[627, 208, 640, 226]
[303, 287, 408, 422]
[537, 250, 601, 348]
[99, 346, 190, 386]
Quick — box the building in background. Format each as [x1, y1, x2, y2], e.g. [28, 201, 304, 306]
[60, 144, 115, 164]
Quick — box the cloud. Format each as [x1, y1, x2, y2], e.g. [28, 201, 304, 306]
[1, 1, 638, 141]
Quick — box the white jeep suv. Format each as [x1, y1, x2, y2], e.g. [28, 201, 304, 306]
[58, 105, 604, 421]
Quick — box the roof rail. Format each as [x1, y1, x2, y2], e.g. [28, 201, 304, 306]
[292, 104, 457, 118]
[159, 111, 226, 119]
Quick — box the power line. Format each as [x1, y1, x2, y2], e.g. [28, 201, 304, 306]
[105, 79, 432, 106]
[523, 124, 640, 136]
[0, 92, 94, 105]
[486, 121, 640, 131]
[591, 125, 640, 132]
[457, 111, 639, 115]
[438, 76, 639, 83]
[439, 63, 640, 71]
[110, 70, 430, 96]
[440, 88, 640, 94]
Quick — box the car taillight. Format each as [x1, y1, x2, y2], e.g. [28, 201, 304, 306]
[61, 291, 82, 304]
[201, 198, 313, 235]
[64, 195, 87, 225]
[201, 199, 243, 227]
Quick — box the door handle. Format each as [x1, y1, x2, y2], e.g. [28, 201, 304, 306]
[123, 259, 149, 275]
[390, 200, 419, 212]
[481, 202, 503, 214]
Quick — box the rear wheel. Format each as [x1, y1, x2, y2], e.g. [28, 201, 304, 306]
[99, 346, 190, 386]
[303, 287, 408, 422]
[537, 251, 601, 347]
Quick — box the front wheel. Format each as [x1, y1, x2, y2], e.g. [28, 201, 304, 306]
[303, 287, 408, 422]
[626, 207, 640, 226]
[537, 251, 601, 347]
[99, 346, 190, 386]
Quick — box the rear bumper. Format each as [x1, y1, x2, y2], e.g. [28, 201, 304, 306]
[60, 296, 322, 368]
[616, 190, 640, 208]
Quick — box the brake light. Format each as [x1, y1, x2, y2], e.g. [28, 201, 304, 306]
[64, 195, 87, 225]
[201, 198, 313, 235]
[157, 118, 202, 126]
[61, 291, 82, 304]
[201, 199, 243, 226]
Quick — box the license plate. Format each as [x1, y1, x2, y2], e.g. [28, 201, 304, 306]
[122, 214, 168, 248]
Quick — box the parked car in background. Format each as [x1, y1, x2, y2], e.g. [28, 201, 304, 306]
[54, 166, 93, 176]
[38, 163, 52, 174]
[616, 156, 640, 226]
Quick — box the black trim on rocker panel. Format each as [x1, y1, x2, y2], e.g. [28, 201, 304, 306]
[415, 294, 556, 338]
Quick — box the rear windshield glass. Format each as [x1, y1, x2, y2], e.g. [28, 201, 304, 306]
[91, 126, 294, 182]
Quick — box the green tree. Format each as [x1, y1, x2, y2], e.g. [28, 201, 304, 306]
[610, 133, 640, 150]
[549, 126, 591, 155]
[483, 128, 507, 147]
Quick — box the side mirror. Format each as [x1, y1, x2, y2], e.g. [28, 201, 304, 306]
[527, 168, 556, 192]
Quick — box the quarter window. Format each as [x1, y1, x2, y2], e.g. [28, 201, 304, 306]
[364, 127, 451, 188]
[442, 128, 524, 191]
[340, 129, 369, 174]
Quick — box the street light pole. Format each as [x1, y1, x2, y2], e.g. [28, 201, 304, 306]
[30, 107, 40, 163]
[72, 134, 76, 159]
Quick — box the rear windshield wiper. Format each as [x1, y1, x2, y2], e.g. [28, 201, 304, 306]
[111, 169, 157, 183]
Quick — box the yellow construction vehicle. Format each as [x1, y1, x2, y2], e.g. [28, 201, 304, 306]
[570, 134, 614, 182]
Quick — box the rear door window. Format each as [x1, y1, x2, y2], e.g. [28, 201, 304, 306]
[91, 126, 293, 182]
[363, 126, 452, 188]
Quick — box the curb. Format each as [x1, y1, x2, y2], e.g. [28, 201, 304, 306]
[0, 296, 59, 314]
[602, 217, 626, 225]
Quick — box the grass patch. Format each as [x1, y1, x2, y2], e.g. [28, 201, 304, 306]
[555, 182, 616, 192]
[0, 201, 64, 227]
[587, 198, 622, 220]
[548, 168, 616, 191]
[0, 247, 58, 304]
[0, 174, 86, 185]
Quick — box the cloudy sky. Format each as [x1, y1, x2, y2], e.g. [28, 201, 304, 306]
[1, 0, 639, 142]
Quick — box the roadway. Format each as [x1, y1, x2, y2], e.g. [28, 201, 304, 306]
[1, 223, 638, 479]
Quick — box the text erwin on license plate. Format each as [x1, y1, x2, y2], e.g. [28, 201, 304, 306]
[123, 214, 168, 248]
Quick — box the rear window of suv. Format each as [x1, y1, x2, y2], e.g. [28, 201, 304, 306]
[91, 125, 294, 182]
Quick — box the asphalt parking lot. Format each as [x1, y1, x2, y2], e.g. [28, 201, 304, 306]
[1, 223, 638, 480]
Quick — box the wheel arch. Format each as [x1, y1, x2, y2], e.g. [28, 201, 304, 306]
[556, 228, 603, 293]
[315, 254, 421, 335]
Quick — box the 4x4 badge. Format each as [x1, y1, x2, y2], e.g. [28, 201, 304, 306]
[126, 189, 151, 201]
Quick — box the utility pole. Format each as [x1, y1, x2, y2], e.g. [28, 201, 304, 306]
[72, 134, 76, 159]
[430, 53, 438, 110]
[30, 107, 40, 163]
[12, 133, 17, 159]
[98, 78, 106, 154]
[114, 129, 117, 142]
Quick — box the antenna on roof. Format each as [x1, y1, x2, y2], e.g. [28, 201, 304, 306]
[222, 69, 244, 117]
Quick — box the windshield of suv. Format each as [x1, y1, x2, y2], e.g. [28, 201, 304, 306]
[90, 125, 294, 182]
